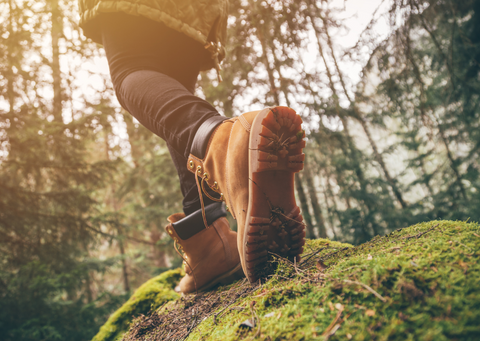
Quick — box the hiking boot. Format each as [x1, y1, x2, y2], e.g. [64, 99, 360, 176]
[165, 202, 244, 294]
[187, 107, 307, 283]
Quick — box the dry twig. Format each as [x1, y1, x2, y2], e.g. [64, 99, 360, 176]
[343, 279, 387, 302]
[400, 224, 439, 240]
[299, 246, 333, 265]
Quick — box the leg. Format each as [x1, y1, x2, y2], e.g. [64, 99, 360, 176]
[115, 70, 226, 214]
[101, 13, 226, 214]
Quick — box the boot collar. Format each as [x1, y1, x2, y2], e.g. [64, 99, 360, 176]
[171, 202, 227, 240]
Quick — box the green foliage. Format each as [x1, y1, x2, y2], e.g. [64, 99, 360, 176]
[92, 269, 182, 341]
[0, 261, 128, 341]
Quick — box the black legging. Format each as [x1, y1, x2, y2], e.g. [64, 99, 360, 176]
[100, 13, 226, 215]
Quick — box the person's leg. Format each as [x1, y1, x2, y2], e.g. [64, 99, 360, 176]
[100, 13, 227, 214]
[115, 70, 225, 160]
[114, 70, 226, 214]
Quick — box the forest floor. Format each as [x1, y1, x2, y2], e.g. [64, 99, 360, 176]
[93, 220, 480, 341]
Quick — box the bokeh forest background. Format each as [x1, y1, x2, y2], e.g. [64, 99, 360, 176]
[1, 0, 479, 339]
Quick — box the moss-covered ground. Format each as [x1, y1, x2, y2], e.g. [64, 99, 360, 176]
[94, 220, 480, 341]
[92, 269, 182, 341]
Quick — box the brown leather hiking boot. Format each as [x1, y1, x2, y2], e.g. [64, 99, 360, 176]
[165, 202, 243, 294]
[187, 107, 307, 283]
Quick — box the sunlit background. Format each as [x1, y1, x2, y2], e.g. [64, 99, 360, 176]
[1, 0, 479, 339]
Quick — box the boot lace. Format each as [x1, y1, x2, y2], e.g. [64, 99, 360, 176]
[195, 167, 224, 229]
[172, 236, 199, 294]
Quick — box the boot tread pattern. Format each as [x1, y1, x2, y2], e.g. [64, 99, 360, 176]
[256, 108, 305, 172]
[246, 107, 307, 282]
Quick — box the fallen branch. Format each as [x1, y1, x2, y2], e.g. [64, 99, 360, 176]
[322, 309, 342, 338]
[269, 274, 293, 281]
[268, 251, 294, 265]
[451, 239, 473, 251]
[319, 247, 351, 262]
[400, 224, 439, 240]
[343, 280, 387, 302]
[322, 309, 352, 340]
[299, 246, 333, 265]
[294, 257, 300, 275]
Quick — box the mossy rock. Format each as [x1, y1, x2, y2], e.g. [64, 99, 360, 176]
[92, 269, 182, 341]
[185, 220, 479, 341]
[99, 220, 480, 341]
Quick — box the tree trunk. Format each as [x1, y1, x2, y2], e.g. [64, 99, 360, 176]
[122, 112, 143, 168]
[257, 29, 280, 105]
[50, 0, 63, 122]
[118, 237, 130, 292]
[6, 0, 15, 112]
[321, 180, 337, 239]
[294, 173, 316, 239]
[323, 168, 342, 239]
[303, 164, 327, 238]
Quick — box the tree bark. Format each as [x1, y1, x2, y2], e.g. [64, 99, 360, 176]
[321, 179, 337, 239]
[6, 0, 15, 112]
[50, 0, 63, 122]
[122, 112, 144, 168]
[294, 173, 316, 239]
[118, 237, 130, 292]
[304, 163, 327, 238]
[257, 29, 280, 105]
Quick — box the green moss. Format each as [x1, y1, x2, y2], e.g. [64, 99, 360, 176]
[92, 269, 182, 341]
[186, 220, 480, 341]
[303, 236, 353, 251]
[96, 220, 480, 341]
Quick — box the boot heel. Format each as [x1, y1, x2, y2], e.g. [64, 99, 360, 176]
[197, 263, 244, 292]
[218, 264, 245, 285]
[252, 106, 305, 173]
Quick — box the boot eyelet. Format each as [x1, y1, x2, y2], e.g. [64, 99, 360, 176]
[220, 193, 224, 200]
[203, 172, 209, 180]
[189, 160, 194, 169]
[226, 205, 229, 212]
[197, 165, 202, 174]
[167, 227, 173, 235]
[213, 181, 218, 190]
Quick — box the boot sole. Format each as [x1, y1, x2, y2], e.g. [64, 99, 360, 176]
[197, 262, 244, 292]
[243, 106, 306, 282]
